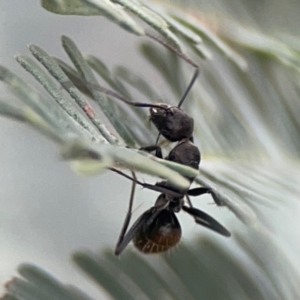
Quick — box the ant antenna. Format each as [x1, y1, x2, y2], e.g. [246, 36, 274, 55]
[145, 32, 200, 108]
[61, 32, 199, 112]
[60, 80, 169, 111]
[177, 67, 199, 108]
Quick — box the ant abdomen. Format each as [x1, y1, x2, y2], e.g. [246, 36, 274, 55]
[149, 105, 194, 142]
[133, 210, 181, 254]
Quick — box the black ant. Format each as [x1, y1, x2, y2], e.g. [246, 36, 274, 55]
[60, 32, 230, 254]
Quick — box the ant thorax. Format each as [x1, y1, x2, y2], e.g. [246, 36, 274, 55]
[149, 104, 194, 142]
[166, 140, 201, 173]
[154, 193, 184, 212]
[168, 197, 184, 213]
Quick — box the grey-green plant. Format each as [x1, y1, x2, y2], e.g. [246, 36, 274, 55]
[1, 0, 300, 299]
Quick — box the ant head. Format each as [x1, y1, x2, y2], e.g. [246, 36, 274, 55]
[149, 104, 194, 142]
[133, 209, 181, 254]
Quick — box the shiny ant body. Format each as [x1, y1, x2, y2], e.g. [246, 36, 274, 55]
[61, 33, 230, 255]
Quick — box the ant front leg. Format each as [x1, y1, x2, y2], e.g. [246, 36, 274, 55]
[139, 145, 163, 159]
[188, 187, 223, 206]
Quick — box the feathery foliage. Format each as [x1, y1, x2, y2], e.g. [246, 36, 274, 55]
[1, 0, 300, 299]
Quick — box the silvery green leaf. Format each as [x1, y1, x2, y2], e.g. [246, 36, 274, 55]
[41, 0, 144, 35]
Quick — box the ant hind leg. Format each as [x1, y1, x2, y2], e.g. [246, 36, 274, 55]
[188, 187, 223, 206]
[114, 172, 137, 255]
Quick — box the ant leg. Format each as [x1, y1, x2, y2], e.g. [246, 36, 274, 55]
[186, 195, 226, 231]
[182, 205, 231, 237]
[114, 171, 137, 253]
[188, 187, 223, 206]
[186, 194, 194, 208]
[111, 169, 222, 205]
[115, 197, 169, 255]
[110, 168, 182, 197]
[188, 187, 212, 196]
[139, 145, 162, 158]
[155, 133, 161, 145]
[185, 194, 198, 224]
[115, 208, 154, 255]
